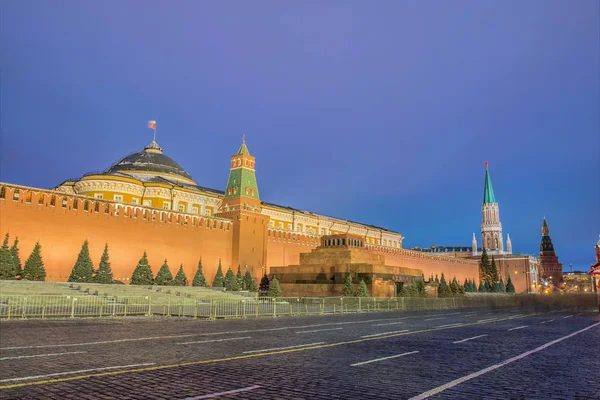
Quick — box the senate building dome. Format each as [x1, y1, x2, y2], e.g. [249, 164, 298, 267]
[107, 141, 195, 185]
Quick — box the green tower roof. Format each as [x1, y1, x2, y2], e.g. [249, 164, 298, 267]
[483, 161, 496, 204]
[237, 135, 251, 156]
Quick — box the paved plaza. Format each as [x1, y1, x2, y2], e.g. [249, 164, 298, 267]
[0, 308, 598, 399]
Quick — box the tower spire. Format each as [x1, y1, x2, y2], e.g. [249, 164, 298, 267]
[483, 161, 496, 204]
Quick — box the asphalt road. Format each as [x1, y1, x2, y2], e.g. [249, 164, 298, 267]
[0, 308, 598, 400]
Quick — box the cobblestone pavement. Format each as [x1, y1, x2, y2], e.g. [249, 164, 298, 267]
[0, 307, 598, 399]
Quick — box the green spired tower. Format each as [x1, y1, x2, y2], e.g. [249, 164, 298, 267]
[217, 136, 269, 281]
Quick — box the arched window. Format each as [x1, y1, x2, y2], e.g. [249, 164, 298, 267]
[94, 202, 100, 212]
[62, 198, 68, 208]
[25, 192, 32, 203]
[84, 200, 89, 211]
[0, 187, 5, 199]
[50, 195, 56, 206]
[13, 189, 19, 201]
[73, 199, 78, 210]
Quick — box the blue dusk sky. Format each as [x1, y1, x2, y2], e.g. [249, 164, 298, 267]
[2, 1, 599, 271]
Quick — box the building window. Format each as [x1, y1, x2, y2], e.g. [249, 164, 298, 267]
[269, 221, 274, 228]
[205, 208, 212, 216]
[95, 193, 104, 199]
[105, 204, 110, 214]
[0, 187, 5, 199]
[163, 202, 170, 210]
[50, 195, 56, 206]
[132, 198, 139, 204]
[13, 189, 19, 201]
[114, 195, 123, 202]
[62, 198, 67, 208]
[94, 202, 100, 213]
[84, 200, 89, 211]
[191, 206, 198, 214]
[178, 204, 185, 213]
[73, 199, 78, 210]
[143, 200, 151, 207]
[25, 192, 32, 203]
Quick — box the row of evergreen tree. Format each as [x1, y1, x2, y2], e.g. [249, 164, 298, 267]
[0, 233, 46, 281]
[209, 260, 259, 292]
[478, 249, 516, 293]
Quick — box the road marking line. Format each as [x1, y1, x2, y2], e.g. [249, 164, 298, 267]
[351, 351, 419, 367]
[453, 334, 488, 344]
[0, 351, 87, 361]
[361, 330, 409, 338]
[177, 337, 250, 345]
[0, 312, 541, 390]
[183, 385, 261, 399]
[477, 318, 498, 322]
[408, 322, 600, 400]
[374, 321, 405, 326]
[541, 319, 555, 324]
[563, 315, 573, 319]
[436, 323, 462, 328]
[243, 342, 324, 354]
[0, 334, 197, 351]
[424, 317, 445, 321]
[507, 326, 528, 331]
[0, 363, 155, 383]
[296, 328, 343, 334]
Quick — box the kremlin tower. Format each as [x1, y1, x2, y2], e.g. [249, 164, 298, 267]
[478, 162, 511, 255]
[538, 218, 563, 281]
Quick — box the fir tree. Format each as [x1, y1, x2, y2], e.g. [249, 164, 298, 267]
[94, 243, 113, 284]
[243, 270, 253, 290]
[479, 248, 491, 284]
[435, 274, 440, 284]
[22, 241, 46, 281]
[192, 259, 208, 287]
[130, 251, 154, 285]
[68, 240, 94, 283]
[415, 279, 426, 296]
[478, 280, 485, 293]
[154, 259, 173, 285]
[499, 278, 506, 293]
[449, 277, 460, 296]
[506, 276, 516, 293]
[212, 259, 224, 288]
[259, 274, 269, 295]
[343, 273, 354, 296]
[224, 267, 238, 291]
[490, 256, 499, 285]
[484, 279, 492, 292]
[438, 273, 450, 297]
[408, 284, 419, 297]
[0, 233, 17, 280]
[236, 265, 244, 289]
[10, 237, 22, 278]
[267, 276, 282, 297]
[356, 279, 370, 297]
[463, 278, 469, 292]
[173, 264, 188, 286]
[248, 278, 258, 292]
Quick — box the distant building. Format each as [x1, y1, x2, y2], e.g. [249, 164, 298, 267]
[538, 218, 563, 281]
[414, 163, 540, 293]
[590, 235, 600, 293]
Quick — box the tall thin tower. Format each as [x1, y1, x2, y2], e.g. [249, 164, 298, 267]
[481, 162, 504, 253]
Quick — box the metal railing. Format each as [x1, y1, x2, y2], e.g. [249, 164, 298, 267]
[1, 294, 595, 320]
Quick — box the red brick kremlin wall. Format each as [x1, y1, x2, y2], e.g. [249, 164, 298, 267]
[0, 185, 233, 283]
[2, 183, 480, 288]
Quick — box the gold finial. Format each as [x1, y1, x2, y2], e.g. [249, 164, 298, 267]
[242, 133, 246, 144]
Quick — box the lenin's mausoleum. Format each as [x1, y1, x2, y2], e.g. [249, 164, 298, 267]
[0, 137, 538, 294]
